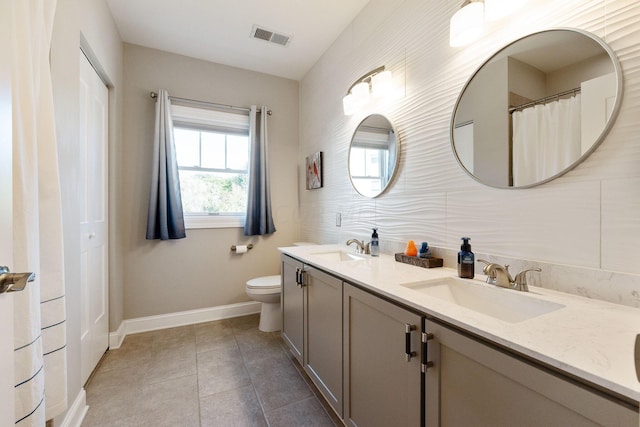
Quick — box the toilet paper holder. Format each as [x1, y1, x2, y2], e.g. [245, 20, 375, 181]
[230, 244, 254, 252]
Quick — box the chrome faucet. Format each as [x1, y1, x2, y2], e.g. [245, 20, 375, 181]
[346, 239, 370, 254]
[477, 260, 541, 292]
[0, 266, 36, 294]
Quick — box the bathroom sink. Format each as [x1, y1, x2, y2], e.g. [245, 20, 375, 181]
[311, 250, 366, 262]
[402, 277, 564, 323]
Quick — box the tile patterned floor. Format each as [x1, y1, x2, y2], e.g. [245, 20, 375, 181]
[82, 314, 339, 427]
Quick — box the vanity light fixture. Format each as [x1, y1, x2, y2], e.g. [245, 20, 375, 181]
[450, 0, 485, 47]
[342, 66, 392, 115]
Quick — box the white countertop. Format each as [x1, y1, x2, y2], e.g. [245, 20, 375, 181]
[279, 244, 640, 404]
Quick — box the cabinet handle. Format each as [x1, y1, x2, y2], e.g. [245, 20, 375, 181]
[422, 332, 434, 372]
[405, 324, 417, 361]
[295, 268, 307, 287]
[299, 269, 307, 287]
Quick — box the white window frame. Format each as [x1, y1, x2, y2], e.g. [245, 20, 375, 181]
[349, 128, 391, 193]
[172, 104, 250, 229]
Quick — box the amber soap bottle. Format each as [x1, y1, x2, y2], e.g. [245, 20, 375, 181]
[458, 237, 474, 279]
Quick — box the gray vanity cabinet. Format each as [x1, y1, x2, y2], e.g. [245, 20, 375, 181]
[424, 319, 637, 427]
[281, 255, 343, 417]
[281, 255, 304, 363]
[343, 283, 422, 427]
[303, 265, 343, 417]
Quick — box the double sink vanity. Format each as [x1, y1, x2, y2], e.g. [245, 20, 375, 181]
[279, 244, 639, 427]
[285, 25, 639, 427]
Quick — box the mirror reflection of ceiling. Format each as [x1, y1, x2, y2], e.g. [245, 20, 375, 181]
[507, 31, 605, 73]
[452, 29, 622, 189]
[349, 114, 399, 198]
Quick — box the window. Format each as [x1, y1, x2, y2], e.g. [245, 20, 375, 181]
[349, 128, 391, 196]
[172, 104, 250, 229]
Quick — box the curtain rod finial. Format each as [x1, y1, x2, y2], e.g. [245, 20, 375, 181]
[150, 91, 158, 99]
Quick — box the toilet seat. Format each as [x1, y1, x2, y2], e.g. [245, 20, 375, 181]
[246, 275, 280, 294]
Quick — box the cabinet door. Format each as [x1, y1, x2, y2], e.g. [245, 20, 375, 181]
[344, 284, 422, 427]
[304, 266, 343, 417]
[281, 255, 304, 363]
[424, 319, 638, 427]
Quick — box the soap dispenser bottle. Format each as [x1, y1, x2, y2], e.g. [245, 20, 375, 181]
[370, 228, 379, 257]
[418, 242, 431, 259]
[458, 237, 474, 279]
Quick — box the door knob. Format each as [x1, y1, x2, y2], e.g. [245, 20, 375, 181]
[0, 266, 36, 293]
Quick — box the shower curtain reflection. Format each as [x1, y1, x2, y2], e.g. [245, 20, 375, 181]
[512, 94, 581, 187]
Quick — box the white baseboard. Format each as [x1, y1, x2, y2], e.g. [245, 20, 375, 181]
[108, 320, 126, 349]
[59, 388, 88, 427]
[109, 301, 261, 349]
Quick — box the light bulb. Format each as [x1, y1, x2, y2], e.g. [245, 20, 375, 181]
[371, 70, 393, 98]
[351, 82, 371, 106]
[342, 93, 357, 115]
[450, 1, 484, 47]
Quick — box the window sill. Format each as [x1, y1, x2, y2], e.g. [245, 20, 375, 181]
[184, 215, 245, 229]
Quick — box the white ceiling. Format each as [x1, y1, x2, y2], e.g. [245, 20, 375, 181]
[105, 0, 371, 81]
[502, 30, 607, 73]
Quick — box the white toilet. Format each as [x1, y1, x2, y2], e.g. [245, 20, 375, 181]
[246, 275, 282, 332]
[246, 242, 315, 332]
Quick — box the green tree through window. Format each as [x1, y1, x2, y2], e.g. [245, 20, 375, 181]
[174, 126, 249, 217]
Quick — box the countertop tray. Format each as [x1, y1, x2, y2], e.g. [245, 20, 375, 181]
[394, 253, 443, 268]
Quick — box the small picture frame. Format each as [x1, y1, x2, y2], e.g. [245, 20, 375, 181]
[306, 151, 323, 190]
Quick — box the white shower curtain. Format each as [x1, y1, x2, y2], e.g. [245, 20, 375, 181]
[12, 0, 67, 425]
[513, 94, 581, 186]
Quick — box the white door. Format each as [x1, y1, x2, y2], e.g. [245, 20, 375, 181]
[580, 72, 617, 154]
[0, 0, 15, 424]
[79, 51, 109, 385]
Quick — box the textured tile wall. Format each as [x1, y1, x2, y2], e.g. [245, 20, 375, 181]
[299, 0, 640, 308]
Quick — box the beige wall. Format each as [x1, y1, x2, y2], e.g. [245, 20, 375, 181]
[299, 0, 640, 307]
[120, 44, 300, 319]
[50, 0, 123, 422]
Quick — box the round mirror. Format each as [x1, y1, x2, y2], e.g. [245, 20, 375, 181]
[451, 28, 622, 188]
[349, 114, 399, 197]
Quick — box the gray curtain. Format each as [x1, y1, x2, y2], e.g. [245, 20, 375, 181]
[146, 89, 186, 240]
[244, 105, 276, 236]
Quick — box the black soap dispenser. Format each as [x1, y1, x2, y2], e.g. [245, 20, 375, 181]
[458, 237, 474, 279]
[370, 228, 379, 257]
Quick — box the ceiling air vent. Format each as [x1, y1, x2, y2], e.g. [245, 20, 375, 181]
[250, 25, 291, 47]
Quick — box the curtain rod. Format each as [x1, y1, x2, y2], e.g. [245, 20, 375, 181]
[149, 91, 272, 115]
[509, 87, 581, 113]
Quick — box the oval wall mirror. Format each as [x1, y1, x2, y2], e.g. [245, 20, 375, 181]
[349, 114, 399, 197]
[451, 28, 623, 188]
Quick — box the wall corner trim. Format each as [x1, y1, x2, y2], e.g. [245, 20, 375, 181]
[59, 388, 88, 427]
[108, 301, 262, 349]
[108, 321, 127, 349]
